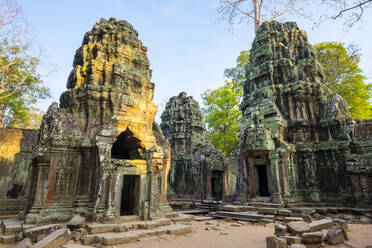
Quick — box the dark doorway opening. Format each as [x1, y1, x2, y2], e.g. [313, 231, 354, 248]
[120, 175, 140, 216]
[256, 165, 270, 196]
[112, 128, 145, 159]
[211, 170, 223, 199]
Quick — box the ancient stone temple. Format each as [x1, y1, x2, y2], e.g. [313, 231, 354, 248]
[161, 92, 237, 201]
[239, 21, 372, 205]
[0, 129, 38, 217]
[24, 18, 172, 223]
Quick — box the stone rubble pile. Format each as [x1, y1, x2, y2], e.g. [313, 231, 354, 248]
[267, 217, 349, 248]
[2, 213, 194, 247]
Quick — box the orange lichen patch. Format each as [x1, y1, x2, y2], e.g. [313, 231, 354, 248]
[0, 129, 22, 161]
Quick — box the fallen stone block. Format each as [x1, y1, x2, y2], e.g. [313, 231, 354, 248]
[281, 236, 301, 245]
[258, 208, 278, 215]
[333, 218, 348, 231]
[291, 208, 314, 215]
[301, 231, 323, 244]
[274, 224, 287, 236]
[16, 238, 32, 248]
[284, 217, 303, 223]
[309, 218, 333, 232]
[327, 226, 346, 245]
[289, 244, 306, 248]
[33, 228, 72, 248]
[23, 223, 63, 242]
[1, 218, 22, 235]
[287, 221, 310, 234]
[278, 209, 291, 216]
[67, 215, 86, 230]
[266, 236, 287, 248]
[1, 234, 16, 244]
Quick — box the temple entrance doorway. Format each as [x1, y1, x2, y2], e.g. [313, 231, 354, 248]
[120, 175, 140, 216]
[256, 165, 270, 196]
[211, 170, 223, 199]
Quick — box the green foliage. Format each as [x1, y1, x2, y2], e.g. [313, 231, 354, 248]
[0, 38, 50, 128]
[314, 42, 372, 119]
[202, 50, 249, 157]
[6, 107, 45, 129]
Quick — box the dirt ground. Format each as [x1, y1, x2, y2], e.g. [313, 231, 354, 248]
[120, 220, 372, 248]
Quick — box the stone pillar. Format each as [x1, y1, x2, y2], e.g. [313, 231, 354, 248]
[204, 170, 212, 199]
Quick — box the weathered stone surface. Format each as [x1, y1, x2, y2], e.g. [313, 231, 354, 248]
[281, 236, 301, 245]
[33, 228, 72, 248]
[327, 226, 346, 245]
[1, 218, 22, 235]
[0, 129, 38, 216]
[287, 221, 310, 234]
[266, 236, 287, 248]
[289, 245, 306, 248]
[274, 224, 287, 236]
[23, 17, 172, 223]
[161, 92, 237, 200]
[309, 219, 333, 232]
[67, 215, 86, 230]
[24, 224, 63, 242]
[16, 238, 32, 248]
[238, 21, 372, 205]
[301, 231, 323, 244]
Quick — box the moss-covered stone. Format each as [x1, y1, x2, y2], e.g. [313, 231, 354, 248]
[161, 92, 237, 200]
[239, 21, 372, 205]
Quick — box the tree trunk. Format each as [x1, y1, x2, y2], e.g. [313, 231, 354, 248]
[0, 104, 5, 128]
[253, 0, 261, 33]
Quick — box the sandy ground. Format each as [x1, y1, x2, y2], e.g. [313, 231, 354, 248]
[119, 220, 372, 248]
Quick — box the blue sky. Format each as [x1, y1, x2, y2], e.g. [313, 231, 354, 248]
[18, 0, 372, 121]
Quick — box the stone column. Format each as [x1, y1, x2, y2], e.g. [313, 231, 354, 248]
[204, 170, 212, 199]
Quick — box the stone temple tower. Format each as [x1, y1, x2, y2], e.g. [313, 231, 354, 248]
[239, 21, 372, 205]
[161, 92, 237, 201]
[25, 18, 172, 223]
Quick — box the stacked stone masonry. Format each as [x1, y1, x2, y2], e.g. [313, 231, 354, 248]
[161, 92, 237, 200]
[20, 17, 172, 223]
[239, 21, 372, 205]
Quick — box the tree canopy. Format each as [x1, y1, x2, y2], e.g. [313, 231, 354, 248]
[314, 42, 372, 119]
[201, 50, 249, 158]
[217, 0, 303, 33]
[0, 0, 50, 128]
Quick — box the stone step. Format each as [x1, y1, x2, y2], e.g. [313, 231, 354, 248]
[86, 218, 171, 234]
[247, 201, 284, 208]
[213, 211, 275, 222]
[0, 234, 16, 244]
[175, 209, 209, 215]
[219, 205, 257, 212]
[170, 213, 194, 222]
[81, 223, 191, 246]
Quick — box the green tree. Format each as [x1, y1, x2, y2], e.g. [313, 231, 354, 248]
[314, 42, 372, 119]
[202, 51, 249, 157]
[0, 0, 50, 128]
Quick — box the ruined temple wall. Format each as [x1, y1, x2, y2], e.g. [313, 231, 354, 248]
[25, 18, 171, 223]
[347, 119, 372, 204]
[161, 93, 238, 201]
[0, 128, 38, 215]
[239, 21, 366, 205]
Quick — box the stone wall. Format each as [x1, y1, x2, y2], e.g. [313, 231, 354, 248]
[0, 128, 38, 216]
[161, 92, 237, 201]
[239, 21, 372, 206]
[25, 18, 172, 223]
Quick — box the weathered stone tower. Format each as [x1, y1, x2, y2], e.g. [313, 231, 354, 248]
[161, 92, 237, 200]
[25, 18, 172, 223]
[239, 21, 372, 205]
